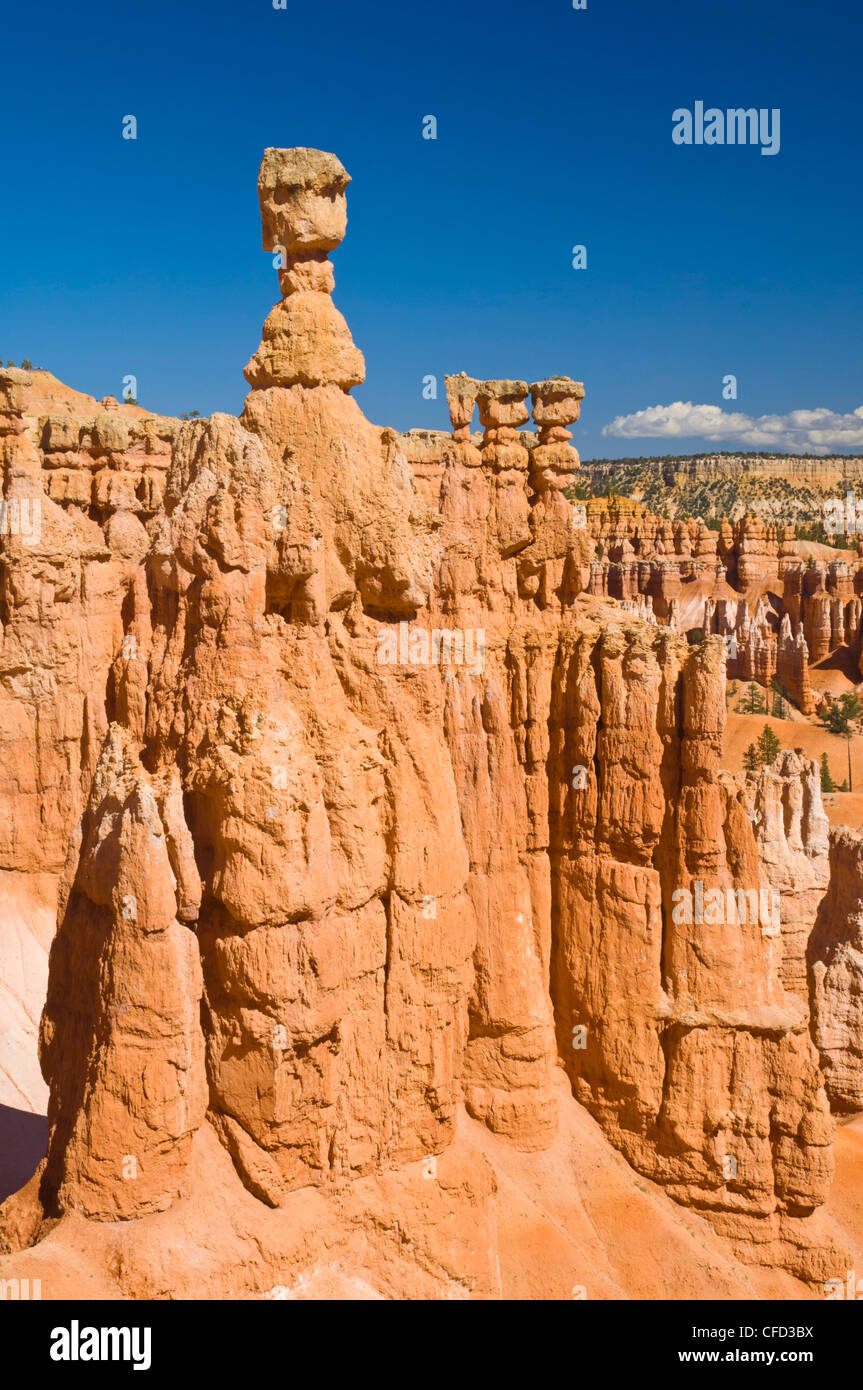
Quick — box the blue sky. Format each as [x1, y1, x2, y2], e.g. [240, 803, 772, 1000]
[1, 0, 861, 457]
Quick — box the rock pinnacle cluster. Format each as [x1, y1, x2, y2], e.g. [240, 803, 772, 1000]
[2, 150, 863, 1300]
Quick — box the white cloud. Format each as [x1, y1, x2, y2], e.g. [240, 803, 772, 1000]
[602, 401, 863, 454]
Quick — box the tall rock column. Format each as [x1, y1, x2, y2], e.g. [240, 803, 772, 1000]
[39, 726, 206, 1220]
[550, 628, 835, 1272]
[435, 378, 564, 1151]
[244, 148, 365, 393]
[436, 374, 490, 614]
[809, 828, 863, 1113]
[476, 380, 532, 562]
[240, 147, 431, 620]
[161, 151, 473, 1193]
[748, 751, 829, 998]
[444, 373, 480, 445]
[519, 377, 589, 607]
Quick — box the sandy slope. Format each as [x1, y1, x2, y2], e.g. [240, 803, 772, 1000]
[0, 1074, 840, 1300]
[724, 711, 863, 828]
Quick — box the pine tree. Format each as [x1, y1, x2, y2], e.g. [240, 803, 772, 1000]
[820, 752, 836, 793]
[820, 692, 862, 736]
[820, 692, 861, 792]
[756, 724, 781, 766]
[743, 743, 760, 772]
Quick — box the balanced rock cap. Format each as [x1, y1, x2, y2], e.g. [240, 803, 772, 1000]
[530, 378, 585, 401]
[258, 147, 351, 195]
[258, 148, 352, 257]
[476, 379, 529, 401]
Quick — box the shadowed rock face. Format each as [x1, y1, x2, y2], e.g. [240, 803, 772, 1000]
[0, 1106, 47, 1206]
[0, 149, 861, 1295]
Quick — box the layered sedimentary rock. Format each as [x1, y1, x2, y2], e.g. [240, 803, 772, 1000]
[548, 634, 836, 1274]
[405, 438, 863, 710]
[0, 148, 860, 1296]
[0, 370, 183, 1212]
[781, 559, 863, 684]
[809, 829, 863, 1113]
[569, 498, 863, 711]
[745, 751, 830, 997]
[0, 367, 177, 877]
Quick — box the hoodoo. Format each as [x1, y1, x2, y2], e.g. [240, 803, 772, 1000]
[2, 150, 863, 1300]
